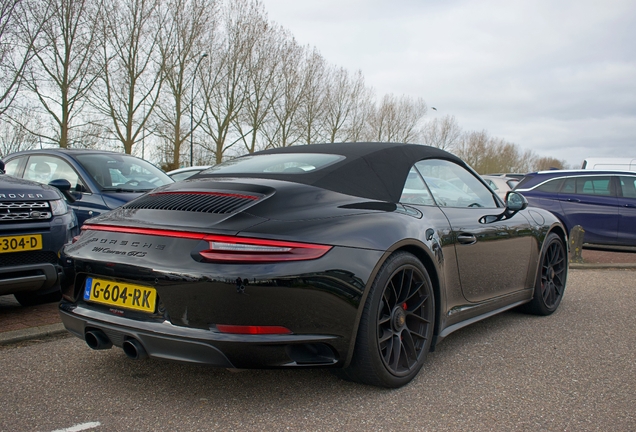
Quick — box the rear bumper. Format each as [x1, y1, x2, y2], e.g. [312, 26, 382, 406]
[59, 302, 341, 368]
[0, 262, 62, 295]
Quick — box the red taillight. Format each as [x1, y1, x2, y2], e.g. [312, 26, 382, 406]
[199, 236, 331, 263]
[81, 224, 332, 263]
[216, 324, 292, 335]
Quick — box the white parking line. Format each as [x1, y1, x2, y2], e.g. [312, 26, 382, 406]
[51, 422, 101, 432]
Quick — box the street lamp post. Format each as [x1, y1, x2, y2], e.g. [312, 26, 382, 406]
[190, 52, 208, 167]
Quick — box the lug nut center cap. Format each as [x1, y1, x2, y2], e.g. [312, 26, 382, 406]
[393, 308, 406, 329]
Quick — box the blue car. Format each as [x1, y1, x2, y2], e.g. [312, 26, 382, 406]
[3, 149, 173, 226]
[515, 170, 636, 246]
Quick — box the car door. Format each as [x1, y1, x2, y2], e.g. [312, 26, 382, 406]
[23, 155, 108, 226]
[415, 159, 534, 303]
[557, 175, 618, 244]
[617, 175, 636, 245]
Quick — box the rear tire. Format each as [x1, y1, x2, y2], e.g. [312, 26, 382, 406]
[520, 232, 567, 315]
[14, 288, 62, 307]
[341, 252, 435, 388]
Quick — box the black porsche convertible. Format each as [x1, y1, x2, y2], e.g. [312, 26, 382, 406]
[59, 142, 568, 388]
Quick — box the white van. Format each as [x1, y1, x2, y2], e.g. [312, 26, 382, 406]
[582, 158, 636, 171]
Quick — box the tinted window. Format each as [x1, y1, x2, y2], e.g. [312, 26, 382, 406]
[415, 159, 498, 208]
[619, 176, 636, 198]
[536, 179, 562, 193]
[400, 167, 435, 206]
[202, 153, 344, 175]
[561, 176, 613, 196]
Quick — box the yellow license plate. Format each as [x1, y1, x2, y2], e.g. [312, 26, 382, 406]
[0, 234, 42, 253]
[83, 277, 157, 313]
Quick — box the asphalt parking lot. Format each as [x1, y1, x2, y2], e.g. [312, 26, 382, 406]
[1, 267, 635, 431]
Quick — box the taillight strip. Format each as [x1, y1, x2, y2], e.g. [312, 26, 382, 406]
[81, 224, 332, 262]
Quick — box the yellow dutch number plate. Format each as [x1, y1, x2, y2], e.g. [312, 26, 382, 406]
[83, 277, 157, 313]
[0, 234, 42, 253]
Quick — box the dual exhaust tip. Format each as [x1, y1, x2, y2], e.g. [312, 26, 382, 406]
[84, 329, 148, 360]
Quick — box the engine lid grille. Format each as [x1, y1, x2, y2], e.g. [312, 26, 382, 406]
[0, 201, 52, 222]
[123, 192, 261, 214]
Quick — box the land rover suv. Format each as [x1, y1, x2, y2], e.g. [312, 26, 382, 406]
[0, 159, 78, 306]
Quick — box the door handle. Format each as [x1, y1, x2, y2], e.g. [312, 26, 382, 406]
[566, 198, 581, 203]
[457, 233, 477, 245]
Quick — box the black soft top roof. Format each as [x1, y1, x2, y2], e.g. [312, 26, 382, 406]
[205, 142, 465, 202]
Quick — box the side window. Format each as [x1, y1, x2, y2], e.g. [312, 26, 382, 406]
[536, 178, 562, 193]
[24, 155, 84, 190]
[561, 178, 576, 194]
[415, 159, 498, 208]
[399, 167, 435, 205]
[581, 177, 612, 196]
[562, 176, 613, 196]
[485, 179, 499, 191]
[3, 157, 24, 176]
[619, 176, 636, 198]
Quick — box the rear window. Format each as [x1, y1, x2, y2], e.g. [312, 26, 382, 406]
[201, 153, 344, 175]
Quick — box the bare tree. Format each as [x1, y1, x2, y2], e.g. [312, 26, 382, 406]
[533, 156, 567, 171]
[296, 47, 326, 144]
[263, 36, 305, 148]
[92, 0, 163, 155]
[20, 0, 102, 148]
[365, 94, 427, 143]
[0, 0, 38, 117]
[155, 0, 214, 170]
[233, 21, 283, 154]
[421, 114, 462, 151]
[200, 0, 264, 164]
[322, 68, 367, 143]
[0, 112, 39, 156]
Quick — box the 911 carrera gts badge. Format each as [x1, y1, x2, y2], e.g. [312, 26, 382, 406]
[82, 237, 167, 257]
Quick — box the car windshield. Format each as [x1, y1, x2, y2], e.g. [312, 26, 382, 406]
[200, 153, 344, 175]
[75, 154, 172, 192]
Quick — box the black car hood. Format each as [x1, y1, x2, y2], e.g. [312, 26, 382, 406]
[0, 174, 63, 200]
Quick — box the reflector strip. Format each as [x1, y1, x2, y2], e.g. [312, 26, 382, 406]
[216, 324, 292, 335]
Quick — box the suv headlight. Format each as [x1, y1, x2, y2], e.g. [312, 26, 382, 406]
[50, 199, 69, 216]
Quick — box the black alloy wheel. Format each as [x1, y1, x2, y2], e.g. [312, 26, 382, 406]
[377, 264, 432, 376]
[341, 252, 435, 388]
[521, 232, 567, 315]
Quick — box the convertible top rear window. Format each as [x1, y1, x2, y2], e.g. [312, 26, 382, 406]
[201, 154, 344, 175]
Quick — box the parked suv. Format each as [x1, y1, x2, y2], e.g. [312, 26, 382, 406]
[0, 160, 78, 306]
[515, 170, 636, 246]
[3, 149, 173, 226]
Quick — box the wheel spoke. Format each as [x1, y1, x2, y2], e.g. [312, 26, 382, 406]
[401, 330, 418, 366]
[389, 335, 401, 370]
[406, 313, 430, 325]
[378, 328, 393, 344]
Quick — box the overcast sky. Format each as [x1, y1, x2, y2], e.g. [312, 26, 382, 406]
[259, 0, 636, 168]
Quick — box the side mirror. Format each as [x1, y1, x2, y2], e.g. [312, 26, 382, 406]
[49, 179, 76, 203]
[480, 191, 528, 224]
[505, 191, 528, 212]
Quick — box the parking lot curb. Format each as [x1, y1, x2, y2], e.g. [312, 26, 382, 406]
[0, 323, 67, 346]
[570, 263, 636, 270]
